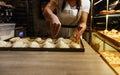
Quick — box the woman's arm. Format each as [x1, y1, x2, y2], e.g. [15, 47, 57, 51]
[76, 11, 89, 40]
[43, 1, 61, 37]
[43, 1, 56, 21]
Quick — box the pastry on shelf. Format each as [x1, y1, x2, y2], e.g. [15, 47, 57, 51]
[103, 29, 109, 35]
[102, 29, 119, 38]
[101, 51, 120, 64]
[115, 10, 120, 13]
[100, 10, 115, 15]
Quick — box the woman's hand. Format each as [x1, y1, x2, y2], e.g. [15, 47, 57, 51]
[43, 0, 61, 37]
[50, 14, 61, 37]
[76, 23, 86, 40]
[75, 11, 88, 40]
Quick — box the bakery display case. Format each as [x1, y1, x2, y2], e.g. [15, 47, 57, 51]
[90, 0, 120, 50]
[90, 0, 120, 74]
[91, 32, 120, 74]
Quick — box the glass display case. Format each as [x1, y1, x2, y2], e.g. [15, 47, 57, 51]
[90, 0, 120, 74]
[90, 0, 120, 50]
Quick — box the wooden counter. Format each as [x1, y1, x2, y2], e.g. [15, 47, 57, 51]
[0, 39, 117, 75]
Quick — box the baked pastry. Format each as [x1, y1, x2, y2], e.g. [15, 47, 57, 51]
[118, 32, 120, 37]
[102, 51, 120, 64]
[100, 10, 115, 15]
[115, 10, 120, 13]
[103, 29, 109, 35]
[111, 29, 118, 34]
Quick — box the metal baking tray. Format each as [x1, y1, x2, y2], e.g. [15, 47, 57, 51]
[0, 38, 85, 52]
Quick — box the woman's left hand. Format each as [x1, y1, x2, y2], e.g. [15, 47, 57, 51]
[76, 23, 86, 40]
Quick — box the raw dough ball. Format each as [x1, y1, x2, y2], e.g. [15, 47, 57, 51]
[12, 39, 28, 48]
[9, 37, 21, 43]
[57, 37, 64, 42]
[0, 40, 8, 47]
[63, 39, 72, 44]
[43, 41, 56, 48]
[29, 41, 40, 48]
[56, 40, 70, 48]
[6, 42, 12, 47]
[0, 40, 12, 47]
[35, 37, 43, 43]
[45, 38, 53, 43]
[70, 42, 81, 48]
[57, 37, 72, 44]
[21, 38, 30, 44]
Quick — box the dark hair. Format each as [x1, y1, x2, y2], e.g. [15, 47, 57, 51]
[61, 0, 81, 11]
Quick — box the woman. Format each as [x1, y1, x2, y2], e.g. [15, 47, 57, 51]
[43, 0, 90, 40]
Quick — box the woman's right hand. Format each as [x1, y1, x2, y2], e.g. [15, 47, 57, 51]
[50, 14, 61, 37]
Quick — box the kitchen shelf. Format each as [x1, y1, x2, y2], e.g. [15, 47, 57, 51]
[93, 14, 120, 18]
[90, 0, 120, 31]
